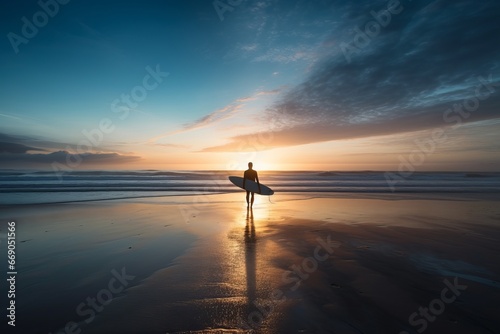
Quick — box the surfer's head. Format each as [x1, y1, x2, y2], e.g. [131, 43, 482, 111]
[248, 162, 253, 169]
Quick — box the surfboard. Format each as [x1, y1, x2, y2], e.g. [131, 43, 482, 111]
[228, 176, 274, 195]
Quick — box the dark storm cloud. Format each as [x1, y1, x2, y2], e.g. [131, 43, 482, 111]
[203, 0, 500, 151]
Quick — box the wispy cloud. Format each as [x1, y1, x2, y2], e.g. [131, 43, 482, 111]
[153, 143, 189, 149]
[252, 47, 316, 63]
[202, 0, 500, 152]
[148, 88, 282, 143]
[0, 113, 24, 121]
[224, 0, 341, 65]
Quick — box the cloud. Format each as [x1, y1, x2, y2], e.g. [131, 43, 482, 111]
[154, 143, 188, 149]
[190, 88, 281, 128]
[0, 113, 24, 121]
[224, 0, 345, 64]
[0, 151, 140, 167]
[147, 103, 243, 143]
[241, 44, 258, 51]
[0, 132, 141, 168]
[148, 88, 282, 143]
[0, 132, 69, 152]
[252, 46, 317, 63]
[184, 103, 243, 131]
[202, 0, 500, 152]
[0, 141, 46, 154]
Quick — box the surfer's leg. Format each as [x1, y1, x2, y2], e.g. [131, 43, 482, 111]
[246, 191, 250, 206]
[250, 192, 255, 207]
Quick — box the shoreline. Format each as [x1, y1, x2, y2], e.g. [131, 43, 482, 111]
[1, 190, 499, 208]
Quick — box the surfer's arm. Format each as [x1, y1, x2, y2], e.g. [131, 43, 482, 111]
[256, 173, 261, 193]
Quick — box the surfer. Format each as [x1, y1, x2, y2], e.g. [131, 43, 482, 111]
[243, 162, 261, 207]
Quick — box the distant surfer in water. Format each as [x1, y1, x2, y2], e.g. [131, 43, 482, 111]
[243, 162, 261, 207]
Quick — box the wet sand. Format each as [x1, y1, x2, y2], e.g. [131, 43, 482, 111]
[1, 193, 500, 333]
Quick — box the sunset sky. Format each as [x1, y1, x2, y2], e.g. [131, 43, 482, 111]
[1, 0, 499, 171]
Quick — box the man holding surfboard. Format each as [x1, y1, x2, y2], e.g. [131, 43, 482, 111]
[243, 162, 261, 207]
[228, 164, 273, 204]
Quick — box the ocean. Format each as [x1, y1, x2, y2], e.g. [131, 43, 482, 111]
[1, 170, 500, 205]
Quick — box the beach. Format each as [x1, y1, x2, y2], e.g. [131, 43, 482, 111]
[1, 192, 500, 333]
[2, 0, 500, 332]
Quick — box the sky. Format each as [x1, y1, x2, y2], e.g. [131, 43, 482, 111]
[0, 0, 499, 171]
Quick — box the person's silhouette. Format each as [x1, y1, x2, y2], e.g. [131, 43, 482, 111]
[242, 162, 261, 208]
